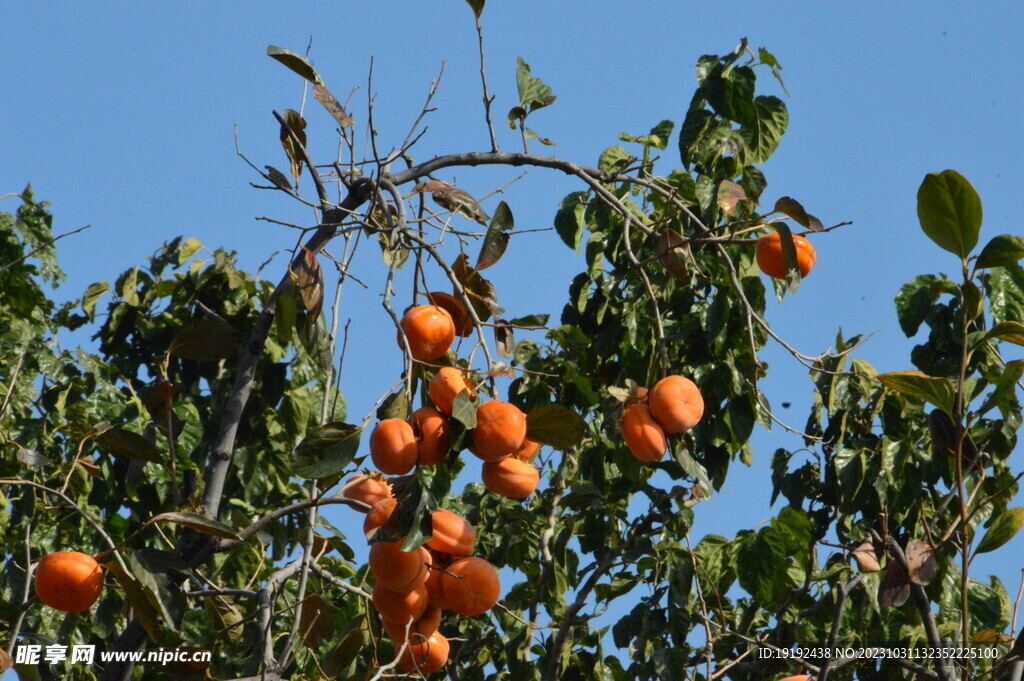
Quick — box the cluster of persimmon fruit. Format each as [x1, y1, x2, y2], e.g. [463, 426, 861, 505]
[621, 375, 705, 461]
[340, 303, 545, 673]
[342, 473, 500, 673]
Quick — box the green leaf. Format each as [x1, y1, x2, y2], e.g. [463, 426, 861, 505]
[769, 506, 812, 557]
[515, 57, 556, 111]
[397, 479, 436, 552]
[293, 422, 362, 479]
[451, 391, 478, 430]
[757, 47, 788, 94]
[146, 511, 242, 541]
[526, 405, 586, 448]
[674, 445, 711, 498]
[977, 234, 1024, 269]
[276, 277, 297, 343]
[740, 95, 788, 164]
[507, 314, 549, 327]
[465, 0, 485, 17]
[773, 196, 824, 231]
[169, 318, 240, 362]
[678, 107, 715, 169]
[297, 310, 333, 373]
[507, 105, 526, 129]
[703, 64, 756, 125]
[894, 274, 940, 336]
[620, 120, 675, 150]
[377, 390, 410, 421]
[877, 371, 956, 416]
[985, 320, 1024, 347]
[975, 507, 1024, 554]
[987, 264, 1024, 324]
[770, 222, 802, 293]
[598, 146, 634, 174]
[476, 201, 514, 271]
[131, 548, 187, 574]
[963, 280, 983, 321]
[323, 625, 368, 678]
[977, 359, 1024, 416]
[266, 45, 324, 85]
[917, 169, 982, 258]
[177, 237, 203, 264]
[82, 280, 109, 320]
[205, 594, 244, 646]
[281, 387, 313, 439]
[554, 192, 587, 252]
[95, 428, 161, 463]
[103, 562, 164, 644]
[120, 266, 140, 307]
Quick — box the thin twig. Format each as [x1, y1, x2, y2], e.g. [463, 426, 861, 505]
[0, 478, 127, 572]
[473, 13, 499, 152]
[0, 224, 92, 275]
[5, 524, 33, 656]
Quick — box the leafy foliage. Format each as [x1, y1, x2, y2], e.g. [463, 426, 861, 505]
[2, 34, 1022, 681]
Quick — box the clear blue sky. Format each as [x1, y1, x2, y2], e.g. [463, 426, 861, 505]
[4, 1, 1024, 674]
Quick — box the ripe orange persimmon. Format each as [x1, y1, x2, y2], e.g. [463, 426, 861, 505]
[471, 400, 527, 462]
[372, 581, 429, 623]
[440, 557, 500, 617]
[364, 497, 399, 538]
[399, 630, 450, 674]
[370, 419, 418, 475]
[399, 305, 456, 361]
[383, 604, 442, 643]
[342, 473, 392, 512]
[413, 407, 450, 466]
[428, 367, 473, 415]
[621, 403, 667, 462]
[648, 375, 704, 434]
[426, 509, 475, 557]
[369, 543, 430, 591]
[755, 232, 817, 279]
[34, 551, 104, 613]
[512, 438, 539, 462]
[481, 457, 540, 499]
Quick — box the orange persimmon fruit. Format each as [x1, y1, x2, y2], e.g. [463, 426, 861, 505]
[370, 419, 418, 475]
[399, 305, 456, 361]
[755, 232, 816, 280]
[621, 403, 667, 462]
[34, 551, 104, 613]
[481, 457, 540, 499]
[413, 407, 450, 466]
[440, 556, 500, 617]
[648, 375, 704, 434]
[471, 400, 527, 462]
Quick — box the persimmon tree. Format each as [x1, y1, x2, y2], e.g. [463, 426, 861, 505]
[3, 4, 1024, 681]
